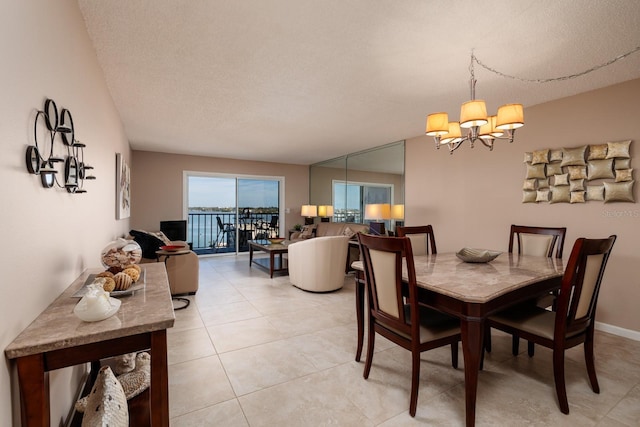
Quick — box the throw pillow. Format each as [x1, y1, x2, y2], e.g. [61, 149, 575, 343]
[536, 189, 550, 202]
[550, 149, 563, 162]
[342, 226, 356, 238]
[546, 162, 562, 176]
[526, 163, 546, 179]
[522, 179, 536, 190]
[587, 159, 614, 180]
[537, 178, 549, 189]
[567, 166, 587, 180]
[588, 144, 608, 160]
[549, 185, 570, 204]
[553, 174, 569, 186]
[615, 168, 633, 182]
[604, 181, 635, 203]
[300, 225, 315, 239]
[586, 185, 605, 201]
[615, 158, 631, 170]
[570, 191, 586, 204]
[531, 149, 550, 165]
[560, 146, 587, 167]
[522, 190, 537, 203]
[150, 231, 172, 245]
[81, 366, 128, 427]
[605, 140, 631, 159]
[129, 230, 165, 259]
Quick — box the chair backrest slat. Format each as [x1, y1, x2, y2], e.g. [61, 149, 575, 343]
[396, 225, 437, 255]
[555, 236, 616, 337]
[509, 224, 566, 258]
[357, 234, 417, 337]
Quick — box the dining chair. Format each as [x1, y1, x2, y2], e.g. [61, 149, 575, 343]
[357, 233, 460, 417]
[395, 225, 437, 255]
[215, 216, 235, 250]
[486, 224, 567, 356]
[511, 224, 567, 355]
[487, 235, 616, 414]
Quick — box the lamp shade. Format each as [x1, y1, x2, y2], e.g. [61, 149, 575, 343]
[391, 204, 404, 220]
[440, 122, 462, 144]
[317, 205, 334, 217]
[460, 100, 488, 128]
[364, 203, 391, 220]
[495, 104, 524, 130]
[425, 112, 449, 136]
[301, 205, 317, 217]
[478, 115, 504, 139]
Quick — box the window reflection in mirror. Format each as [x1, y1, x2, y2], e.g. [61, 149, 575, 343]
[309, 141, 404, 230]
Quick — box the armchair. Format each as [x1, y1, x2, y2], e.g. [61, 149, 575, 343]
[288, 236, 350, 292]
[129, 229, 199, 295]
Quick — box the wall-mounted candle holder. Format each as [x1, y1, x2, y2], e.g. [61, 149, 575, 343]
[25, 98, 96, 193]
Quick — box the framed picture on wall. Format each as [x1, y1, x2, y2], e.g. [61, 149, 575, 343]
[116, 153, 130, 219]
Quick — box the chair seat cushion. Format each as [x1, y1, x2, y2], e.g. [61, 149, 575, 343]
[383, 306, 460, 343]
[489, 305, 555, 340]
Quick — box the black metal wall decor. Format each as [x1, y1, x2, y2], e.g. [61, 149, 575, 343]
[25, 98, 96, 193]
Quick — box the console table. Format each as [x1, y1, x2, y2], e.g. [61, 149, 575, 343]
[5, 262, 175, 427]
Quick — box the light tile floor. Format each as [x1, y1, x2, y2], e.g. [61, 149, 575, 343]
[167, 255, 640, 426]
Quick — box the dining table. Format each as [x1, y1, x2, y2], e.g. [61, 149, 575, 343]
[351, 252, 565, 427]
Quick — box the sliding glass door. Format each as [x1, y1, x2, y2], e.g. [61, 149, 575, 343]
[185, 173, 283, 255]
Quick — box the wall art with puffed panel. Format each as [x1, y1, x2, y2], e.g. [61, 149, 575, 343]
[522, 140, 634, 204]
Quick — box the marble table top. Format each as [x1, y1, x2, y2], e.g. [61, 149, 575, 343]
[5, 262, 175, 359]
[351, 252, 565, 303]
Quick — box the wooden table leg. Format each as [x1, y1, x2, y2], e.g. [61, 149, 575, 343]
[460, 317, 484, 427]
[16, 353, 49, 427]
[354, 272, 365, 362]
[150, 330, 169, 426]
[269, 252, 275, 278]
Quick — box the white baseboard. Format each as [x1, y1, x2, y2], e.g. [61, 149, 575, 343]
[595, 321, 640, 341]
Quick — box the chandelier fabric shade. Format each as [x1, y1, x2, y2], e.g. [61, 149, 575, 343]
[425, 112, 449, 136]
[459, 100, 488, 128]
[496, 104, 524, 130]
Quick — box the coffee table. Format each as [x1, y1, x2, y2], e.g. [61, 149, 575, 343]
[248, 240, 290, 278]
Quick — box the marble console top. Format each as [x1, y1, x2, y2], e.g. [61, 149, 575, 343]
[352, 253, 565, 303]
[5, 262, 175, 359]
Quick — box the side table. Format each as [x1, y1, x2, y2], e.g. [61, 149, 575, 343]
[156, 248, 192, 310]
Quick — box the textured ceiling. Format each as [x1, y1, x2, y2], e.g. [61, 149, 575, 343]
[77, 0, 640, 165]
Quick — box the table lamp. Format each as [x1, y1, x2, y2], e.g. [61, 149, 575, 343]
[301, 205, 317, 225]
[391, 204, 405, 229]
[364, 203, 391, 235]
[317, 205, 334, 222]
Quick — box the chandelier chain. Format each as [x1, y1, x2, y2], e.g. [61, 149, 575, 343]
[471, 46, 640, 83]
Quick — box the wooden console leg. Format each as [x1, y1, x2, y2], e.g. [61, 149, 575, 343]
[17, 353, 49, 427]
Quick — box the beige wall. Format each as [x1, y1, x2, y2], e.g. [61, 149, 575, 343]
[1, 1, 132, 426]
[131, 151, 309, 233]
[406, 78, 640, 333]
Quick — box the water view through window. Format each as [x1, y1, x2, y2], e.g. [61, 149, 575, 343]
[187, 175, 281, 254]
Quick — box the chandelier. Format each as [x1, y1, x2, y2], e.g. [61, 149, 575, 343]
[425, 53, 524, 154]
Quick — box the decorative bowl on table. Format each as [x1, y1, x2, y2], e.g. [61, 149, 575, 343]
[101, 238, 142, 269]
[456, 248, 502, 263]
[268, 237, 286, 245]
[160, 244, 186, 252]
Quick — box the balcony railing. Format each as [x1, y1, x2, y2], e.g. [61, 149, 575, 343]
[188, 212, 279, 255]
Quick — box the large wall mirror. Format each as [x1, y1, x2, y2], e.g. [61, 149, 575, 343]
[309, 141, 405, 230]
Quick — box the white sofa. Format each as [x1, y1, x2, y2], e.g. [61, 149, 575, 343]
[288, 235, 350, 292]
